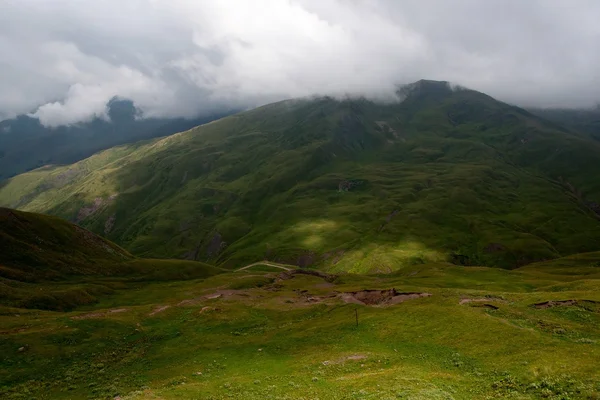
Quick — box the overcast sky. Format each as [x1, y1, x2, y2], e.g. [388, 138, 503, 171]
[1, 0, 600, 126]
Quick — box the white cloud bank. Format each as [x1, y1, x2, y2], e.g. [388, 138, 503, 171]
[1, 0, 600, 126]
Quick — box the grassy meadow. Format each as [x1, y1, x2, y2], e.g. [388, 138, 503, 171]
[2, 256, 600, 399]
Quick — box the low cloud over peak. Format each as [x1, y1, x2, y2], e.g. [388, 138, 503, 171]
[2, 0, 600, 126]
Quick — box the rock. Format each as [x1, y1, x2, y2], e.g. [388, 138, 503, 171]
[104, 214, 116, 234]
[206, 232, 226, 258]
[338, 179, 362, 192]
[182, 242, 202, 261]
[18, 347, 25, 352]
[586, 201, 600, 215]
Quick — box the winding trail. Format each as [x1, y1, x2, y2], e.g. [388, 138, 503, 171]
[236, 261, 294, 272]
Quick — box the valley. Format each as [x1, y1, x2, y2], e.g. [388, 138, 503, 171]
[2, 81, 600, 399]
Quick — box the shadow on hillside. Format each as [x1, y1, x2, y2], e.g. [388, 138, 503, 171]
[60, 94, 600, 272]
[98, 139, 589, 272]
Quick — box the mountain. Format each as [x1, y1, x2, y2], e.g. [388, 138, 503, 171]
[0, 207, 222, 310]
[2, 80, 600, 272]
[0, 98, 234, 181]
[528, 106, 600, 142]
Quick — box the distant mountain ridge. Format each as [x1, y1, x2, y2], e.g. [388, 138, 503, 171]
[0, 98, 235, 180]
[527, 106, 600, 142]
[2, 80, 600, 272]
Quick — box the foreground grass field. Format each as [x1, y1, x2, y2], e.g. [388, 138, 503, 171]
[2, 257, 599, 399]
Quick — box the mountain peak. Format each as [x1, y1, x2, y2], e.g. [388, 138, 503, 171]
[2, 86, 600, 271]
[397, 79, 454, 101]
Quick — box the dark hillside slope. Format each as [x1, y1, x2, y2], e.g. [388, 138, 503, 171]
[528, 106, 600, 142]
[0, 207, 132, 282]
[2, 80, 600, 272]
[0, 208, 222, 310]
[0, 98, 233, 180]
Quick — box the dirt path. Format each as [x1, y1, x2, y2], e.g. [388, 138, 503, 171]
[236, 261, 294, 272]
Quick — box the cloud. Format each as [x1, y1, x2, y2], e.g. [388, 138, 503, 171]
[1, 0, 600, 126]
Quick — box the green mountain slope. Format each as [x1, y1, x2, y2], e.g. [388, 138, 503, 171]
[0, 207, 132, 281]
[0, 208, 222, 310]
[528, 106, 600, 142]
[2, 80, 600, 271]
[0, 98, 233, 181]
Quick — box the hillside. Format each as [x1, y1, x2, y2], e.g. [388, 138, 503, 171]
[528, 106, 600, 142]
[0, 98, 233, 180]
[0, 207, 132, 281]
[2, 80, 600, 271]
[2, 253, 600, 399]
[0, 208, 222, 310]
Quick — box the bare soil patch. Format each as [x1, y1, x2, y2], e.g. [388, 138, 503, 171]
[293, 289, 337, 305]
[322, 354, 368, 366]
[340, 289, 431, 306]
[533, 299, 599, 309]
[149, 305, 171, 316]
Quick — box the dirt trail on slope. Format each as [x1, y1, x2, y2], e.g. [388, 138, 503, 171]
[149, 305, 171, 316]
[236, 261, 293, 271]
[533, 299, 599, 309]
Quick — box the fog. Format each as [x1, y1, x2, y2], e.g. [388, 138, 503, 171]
[1, 0, 600, 126]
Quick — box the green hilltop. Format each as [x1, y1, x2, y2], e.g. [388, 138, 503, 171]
[2, 80, 600, 272]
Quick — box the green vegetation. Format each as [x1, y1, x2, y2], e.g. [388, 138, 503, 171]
[1, 253, 599, 399]
[0, 208, 222, 310]
[0, 99, 232, 180]
[0, 162, 600, 400]
[2, 81, 600, 272]
[528, 106, 600, 142]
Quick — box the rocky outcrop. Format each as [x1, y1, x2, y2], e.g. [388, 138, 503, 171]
[586, 201, 600, 216]
[104, 214, 116, 234]
[182, 242, 201, 261]
[340, 289, 431, 306]
[338, 180, 362, 192]
[206, 232, 226, 258]
[76, 194, 118, 223]
[77, 198, 105, 222]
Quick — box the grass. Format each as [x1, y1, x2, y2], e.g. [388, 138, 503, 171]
[1, 208, 599, 398]
[2, 81, 600, 398]
[1, 255, 599, 399]
[1, 81, 600, 272]
[0, 102, 231, 181]
[0, 208, 224, 311]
